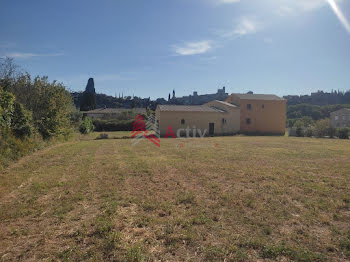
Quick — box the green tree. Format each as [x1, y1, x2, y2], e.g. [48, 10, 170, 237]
[313, 119, 330, 138]
[11, 101, 32, 138]
[79, 117, 94, 134]
[0, 86, 15, 128]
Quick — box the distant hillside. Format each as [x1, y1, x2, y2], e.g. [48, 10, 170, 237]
[284, 90, 350, 106]
[71, 92, 156, 110]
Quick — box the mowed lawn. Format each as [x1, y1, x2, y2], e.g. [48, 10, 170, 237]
[1, 135, 350, 261]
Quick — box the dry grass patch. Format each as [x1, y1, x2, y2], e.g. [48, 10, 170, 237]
[0, 136, 350, 261]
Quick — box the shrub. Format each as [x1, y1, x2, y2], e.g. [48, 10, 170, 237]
[328, 127, 337, 138]
[296, 127, 304, 137]
[12, 101, 33, 138]
[96, 133, 109, 140]
[293, 120, 305, 137]
[93, 119, 133, 132]
[304, 127, 313, 137]
[313, 119, 330, 138]
[79, 117, 94, 134]
[338, 128, 350, 139]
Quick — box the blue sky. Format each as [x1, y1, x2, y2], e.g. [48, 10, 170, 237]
[1, 0, 350, 99]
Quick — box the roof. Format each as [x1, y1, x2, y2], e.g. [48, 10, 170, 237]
[211, 100, 238, 108]
[86, 108, 146, 114]
[158, 105, 224, 113]
[330, 108, 350, 114]
[232, 93, 285, 101]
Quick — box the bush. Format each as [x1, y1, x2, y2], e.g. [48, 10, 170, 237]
[313, 119, 330, 138]
[0, 128, 40, 169]
[12, 101, 33, 138]
[304, 127, 313, 137]
[93, 119, 134, 131]
[293, 120, 305, 137]
[96, 133, 109, 140]
[328, 127, 337, 138]
[79, 117, 94, 134]
[338, 128, 350, 139]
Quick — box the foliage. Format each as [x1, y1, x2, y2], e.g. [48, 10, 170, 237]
[96, 133, 109, 139]
[5, 74, 74, 139]
[313, 119, 330, 138]
[93, 119, 134, 131]
[0, 86, 32, 138]
[338, 128, 350, 139]
[79, 117, 94, 134]
[0, 85, 15, 128]
[80, 92, 96, 111]
[287, 103, 350, 122]
[0, 58, 76, 168]
[12, 101, 33, 138]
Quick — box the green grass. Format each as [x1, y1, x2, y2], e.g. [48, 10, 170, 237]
[0, 136, 350, 261]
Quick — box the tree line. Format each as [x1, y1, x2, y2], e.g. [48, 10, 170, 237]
[0, 58, 91, 168]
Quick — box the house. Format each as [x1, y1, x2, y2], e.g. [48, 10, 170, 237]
[226, 93, 286, 135]
[85, 108, 146, 120]
[330, 108, 350, 128]
[155, 100, 240, 137]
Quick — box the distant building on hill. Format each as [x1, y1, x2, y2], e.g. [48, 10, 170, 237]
[330, 108, 350, 128]
[166, 87, 228, 105]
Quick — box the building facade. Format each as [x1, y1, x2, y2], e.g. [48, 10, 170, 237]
[330, 108, 350, 128]
[155, 100, 240, 137]
[226, 94, 286, 135]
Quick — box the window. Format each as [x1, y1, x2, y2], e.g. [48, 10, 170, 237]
[181, 119, 185, 124]
[247, 104, 251, 110]
[222, 118, 227, 124]
[262, 104, 264, 109]
[246, 118, 251, 125]
[335, 116, 339, 120]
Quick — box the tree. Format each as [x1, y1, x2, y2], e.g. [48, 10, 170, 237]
[80, 78, 96, 111]
[0, 86, 32, 138]
[11, 101, 32, 138]
[313, 119, 330, 138]
[79, 117, 94, 134]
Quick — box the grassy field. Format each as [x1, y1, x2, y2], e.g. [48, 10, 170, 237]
[1, 134, 350, 261]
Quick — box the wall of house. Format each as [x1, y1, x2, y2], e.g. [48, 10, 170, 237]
[155, 109, 239, 137]
[330, 109, 350, 128]
[226, 94, 241, 106]
[204, 100, 240, 134]
[226, 94, 286, 135]
[238, 99, 286, 135]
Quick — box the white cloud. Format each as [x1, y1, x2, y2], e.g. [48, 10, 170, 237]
[220, 17, 261, 37]
[173, 41, 212, 56]
[1, 52, 64, 59]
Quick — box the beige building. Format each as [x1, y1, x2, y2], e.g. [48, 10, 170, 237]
[226, 93, 286, 135]
[155, 100, 240, 137]
[330, 108, 350, 128]
[85, 108, 146, 120]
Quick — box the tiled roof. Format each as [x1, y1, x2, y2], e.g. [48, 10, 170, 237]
[233, 94, 285, 101]
[86, 108, 146, 114]
[212, 100, 237, 107]
[158, 105, 224, 113]
[331, 108, 350, 114]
